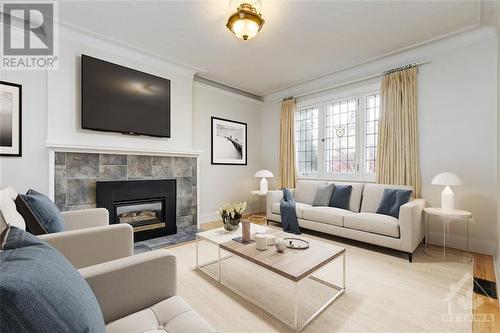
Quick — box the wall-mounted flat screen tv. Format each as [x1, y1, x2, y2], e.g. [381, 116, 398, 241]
[81, 54, 171, 138]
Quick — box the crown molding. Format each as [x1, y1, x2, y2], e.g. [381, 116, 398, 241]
[194, 81, 264, 106]
[194, 75, 263, 101]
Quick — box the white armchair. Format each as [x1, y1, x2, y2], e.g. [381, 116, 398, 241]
[39, 208, 134, 269]
[79, 249, 216, 332]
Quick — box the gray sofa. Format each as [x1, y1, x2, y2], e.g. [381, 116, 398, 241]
[267, 180, 425, 262]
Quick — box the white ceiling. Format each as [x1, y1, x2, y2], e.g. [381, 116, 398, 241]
[59, 1, 480, 96]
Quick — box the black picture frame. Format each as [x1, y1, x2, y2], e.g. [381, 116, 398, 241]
[0, 81, 22, 157]
[211, 116, 247, 165]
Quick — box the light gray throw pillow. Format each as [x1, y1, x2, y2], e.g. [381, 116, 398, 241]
[312, 183, 335, 207]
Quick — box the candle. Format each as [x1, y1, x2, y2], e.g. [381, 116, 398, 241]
[255, 234, 267, 250]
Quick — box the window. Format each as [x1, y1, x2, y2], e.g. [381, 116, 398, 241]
[325, 98, 357, 174]
[294, 87, 380, 180]
[295, 106, 319, 176]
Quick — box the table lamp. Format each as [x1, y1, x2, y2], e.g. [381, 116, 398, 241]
[254, 170, 274, 193]
[431, 172, 463, 212]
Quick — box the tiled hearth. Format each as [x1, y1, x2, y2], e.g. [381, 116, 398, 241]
[54, 152, 197, 231]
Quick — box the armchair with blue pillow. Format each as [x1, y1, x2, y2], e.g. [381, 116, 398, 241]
[0, 186, 216, 333]
[1, 185, 133, 269]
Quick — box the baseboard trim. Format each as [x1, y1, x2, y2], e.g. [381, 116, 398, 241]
[199, 213, 220, 225]
[427, 231, 496, 256]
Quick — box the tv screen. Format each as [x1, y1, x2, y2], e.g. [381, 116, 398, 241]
[81, 55, 171, 138]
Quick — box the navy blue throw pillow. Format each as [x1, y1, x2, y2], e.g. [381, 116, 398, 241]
[0, 226, 106, 332]
[329, 185, 352, 210]
[15, 189, 64, 235]
[376, 188, 413, 218]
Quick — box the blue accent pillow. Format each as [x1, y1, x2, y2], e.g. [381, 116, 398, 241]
[0, 226, 106, 332]
[329, 185, 352, 210]
[15, 189, 64, 235]
[376, 188, 413, 218]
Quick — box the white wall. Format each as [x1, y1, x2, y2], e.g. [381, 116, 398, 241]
[0, 69, 49, 194]
[46, 26, 196, 152]
[0, 23, 49, 194]
[262, 27, 498, 255]
[193, 83, 264, 223]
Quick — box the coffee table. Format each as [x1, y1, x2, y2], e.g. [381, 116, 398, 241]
[196, 224, 345, 332]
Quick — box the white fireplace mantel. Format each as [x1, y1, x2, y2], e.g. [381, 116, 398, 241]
[45, 141, 203, 157]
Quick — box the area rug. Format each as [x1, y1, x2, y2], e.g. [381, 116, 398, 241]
[166, 227, 473, 333]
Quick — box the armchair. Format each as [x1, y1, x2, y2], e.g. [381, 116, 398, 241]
[39, 208, 133, 269]
[80, 250, 216, 333]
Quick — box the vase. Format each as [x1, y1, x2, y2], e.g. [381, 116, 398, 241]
[241, 219, 251, 241]
[223, 217, 240, 232]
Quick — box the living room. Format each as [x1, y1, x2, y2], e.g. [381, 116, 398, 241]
[1, 1, 500, 332]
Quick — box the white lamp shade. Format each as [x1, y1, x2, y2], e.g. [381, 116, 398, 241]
[254, 170, 274, 178]
[431, 172, 463, 186]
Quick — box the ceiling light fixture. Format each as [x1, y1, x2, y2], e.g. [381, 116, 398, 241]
[226, 3, 265, 41]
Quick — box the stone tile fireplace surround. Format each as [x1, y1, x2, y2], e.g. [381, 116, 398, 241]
[53, 152, 197, 232]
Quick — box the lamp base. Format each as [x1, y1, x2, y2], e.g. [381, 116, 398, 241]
[259, 178, 268, 193]
[441, 186, 454, 212]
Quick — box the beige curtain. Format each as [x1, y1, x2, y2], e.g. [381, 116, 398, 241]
[376, 67, 421, 197]
[279, 98, 297, 188]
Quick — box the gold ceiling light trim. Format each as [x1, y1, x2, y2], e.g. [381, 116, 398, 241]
[226, 3, 265, 41]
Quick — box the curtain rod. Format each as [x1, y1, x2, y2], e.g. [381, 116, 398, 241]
[274, 60, 431, 103]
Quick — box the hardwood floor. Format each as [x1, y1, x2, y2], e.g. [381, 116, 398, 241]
[200, 215, 499, 331]
[474, 253, 497, 282]
[473, 254, 499, 332]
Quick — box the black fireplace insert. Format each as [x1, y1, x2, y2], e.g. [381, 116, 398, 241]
[96, 179, 176, 241]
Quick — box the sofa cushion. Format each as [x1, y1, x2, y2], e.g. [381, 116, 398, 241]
[302, 207, 354, 227]
[272, 202, 311, 219]
[344, 213, 400, 238]
[0, 186, 25, 230]
[328, 182, 364, 213]
[329, 185, 352, 210]
[106, 296, 216, 333]
[15, 189, 64, 235]
[312, 183, 334, 207]
[361, 184, 413, 213]
[0, 226, 106, 332]
[294, 180, 326, 205]
[376, 188, 413, 218]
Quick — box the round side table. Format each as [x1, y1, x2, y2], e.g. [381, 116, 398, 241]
[423, 207, 472, 261]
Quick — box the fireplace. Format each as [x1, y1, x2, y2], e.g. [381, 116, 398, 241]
[96, 179, 176, 241]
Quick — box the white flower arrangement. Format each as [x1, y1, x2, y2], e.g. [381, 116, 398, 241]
[217, 201, 247, 220]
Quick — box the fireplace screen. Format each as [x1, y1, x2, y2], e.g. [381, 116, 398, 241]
[115, 199, 165, 232]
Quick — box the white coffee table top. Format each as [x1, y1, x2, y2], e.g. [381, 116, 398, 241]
[197, 223, 268, 244]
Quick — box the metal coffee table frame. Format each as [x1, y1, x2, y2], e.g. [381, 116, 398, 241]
[196, 233, 345, 332]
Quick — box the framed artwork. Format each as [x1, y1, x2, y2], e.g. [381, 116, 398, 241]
[211, 116, 247, 165]
[0, 81, 22, 157]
